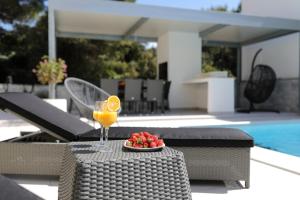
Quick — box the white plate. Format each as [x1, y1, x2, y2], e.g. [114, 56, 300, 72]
[123, 140, 165, 152]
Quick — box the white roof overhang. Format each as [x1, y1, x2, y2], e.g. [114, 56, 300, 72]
[49, 0, 300, 46]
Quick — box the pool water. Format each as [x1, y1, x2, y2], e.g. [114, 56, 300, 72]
[228, 121, 300, 157]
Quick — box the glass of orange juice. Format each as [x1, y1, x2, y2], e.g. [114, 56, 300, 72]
[93, 96, 120, 151]
[93, 101, 105, 149]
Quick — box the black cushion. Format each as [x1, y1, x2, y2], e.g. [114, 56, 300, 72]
[80, 127, 254, 147]
[0, 93, 94, 141]
[0, 175, 43, 200]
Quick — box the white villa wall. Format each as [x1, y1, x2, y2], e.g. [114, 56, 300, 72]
[241, 0, 300, 112]
[241, 33, 300, 112]
[157, 32, 202, 108]
[242, 33, 300, 81]
[157, 33, 169, 70]
[242, 0, 300, 20]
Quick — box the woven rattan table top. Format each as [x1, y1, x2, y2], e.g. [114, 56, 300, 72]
[69, 140, 183, 162]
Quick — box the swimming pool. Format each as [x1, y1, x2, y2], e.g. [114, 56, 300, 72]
[226, 121, 300, 157]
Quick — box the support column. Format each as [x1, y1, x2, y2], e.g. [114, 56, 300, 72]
[157, 32, 202, 108]
[236, 46, 242, 109]
[298, 33, 300, 113]
[48, 8, 56, 59]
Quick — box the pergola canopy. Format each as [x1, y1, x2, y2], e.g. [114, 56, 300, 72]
[49, 0, 300, 46]
[48, 0, 300, 111]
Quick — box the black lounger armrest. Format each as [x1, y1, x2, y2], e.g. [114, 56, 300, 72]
[0, 92, 94, 141]
[0, 175, 44, 200]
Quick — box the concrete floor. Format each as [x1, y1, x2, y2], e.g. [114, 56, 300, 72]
[1, 110, 300, 199]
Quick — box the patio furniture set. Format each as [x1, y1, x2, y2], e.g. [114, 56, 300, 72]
[0, 90, 253, 199]
[64, 77, 170, 120]
[100, 78, 171, 113]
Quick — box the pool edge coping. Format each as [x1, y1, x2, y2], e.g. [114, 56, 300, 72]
[251, 146, 300, 175]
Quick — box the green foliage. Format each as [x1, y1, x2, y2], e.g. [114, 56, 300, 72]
[202, 46, 237, 77]
[0, 0, 156, 85]
[0, 0, 44, 24]
[0, 12, 48, 83]
[202, 5, 240, 77]
[57, 38, 156, 84]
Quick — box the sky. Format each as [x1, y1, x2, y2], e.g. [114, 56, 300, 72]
[136, 0, 241, 11]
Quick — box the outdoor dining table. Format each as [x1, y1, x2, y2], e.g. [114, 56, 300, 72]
[58, 140, 192, 200]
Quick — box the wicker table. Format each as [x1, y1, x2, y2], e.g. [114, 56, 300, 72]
[58, 141, 191, 200]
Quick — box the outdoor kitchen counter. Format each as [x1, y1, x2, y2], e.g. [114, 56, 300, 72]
[184, 77, 235, 113]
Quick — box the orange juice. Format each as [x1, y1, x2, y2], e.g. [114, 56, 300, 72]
[93, 111, 98, 121]
[93, 111, 102, 122]
[98, 111, 117, 128]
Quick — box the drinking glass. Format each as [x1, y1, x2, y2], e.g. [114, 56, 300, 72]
[93, 101, 105, 149]
[94, 100, 118, 151]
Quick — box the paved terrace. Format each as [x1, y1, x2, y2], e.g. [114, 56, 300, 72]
[1, 110, 300, 200]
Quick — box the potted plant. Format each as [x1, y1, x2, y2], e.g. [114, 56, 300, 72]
[33, 56, 67, 98]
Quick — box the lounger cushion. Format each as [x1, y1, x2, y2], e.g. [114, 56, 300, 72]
[0, 175, 43, 200]
[81, 127, 254, 147]
[0, 93, 94, 141]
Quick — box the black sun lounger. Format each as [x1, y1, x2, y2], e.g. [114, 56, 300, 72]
[0, 93, 253, 187]
[0, 92, 253, 147]
[0, 92, 94, 142]
[0, 174, 43, 200]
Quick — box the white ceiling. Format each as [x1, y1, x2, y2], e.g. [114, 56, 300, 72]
[51, 0, 300, 43]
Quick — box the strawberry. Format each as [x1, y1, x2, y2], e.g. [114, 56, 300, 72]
[135, 143, 143, 148]
[140, 135, 147, 143]
[143, 132, 151, 138]
[136, 137, 143, 144]
[152, 135, 159, 142]
[128, 138, 133, 142]
[132, 135, 138, 143]
[133, 142, 143, 148]
[150, 141, 157, 148]
[147, 136, 154, 143]
[143, 143, 149, 148]
[132, 133, 140, 138]
[156, 139, 164, 147]
[126, 141, 133, 147]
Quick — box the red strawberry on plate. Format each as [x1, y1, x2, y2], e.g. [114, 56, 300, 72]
[132, 133, 140, 138]
[152, 135, 159, 142]
[143, 143, 149, 148]
[156, 139, 164, 147]
[126, 141, 133, 147]
[149, 141, 157, 148]
[140, 135, 147, 143]
[125, 131, 165, 151]
[143, 132, 151, 138]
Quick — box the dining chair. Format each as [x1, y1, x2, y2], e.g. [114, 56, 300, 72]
[65, 77, 110, 120]
[163, 81, 171, 110]
[145, 79, 164, 113]
[124, 79, 142, 113]
[100, 79, 119, 96]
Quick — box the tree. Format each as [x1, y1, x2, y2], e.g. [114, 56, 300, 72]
[202, 4, 241, 77]
[0, 0, 44, 24]
[0, 0, 156, 85]
[0, 0, 46, 83]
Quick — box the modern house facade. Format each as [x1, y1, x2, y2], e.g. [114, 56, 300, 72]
[240, 0, 300, 112]
[48, 0, 300, 112]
